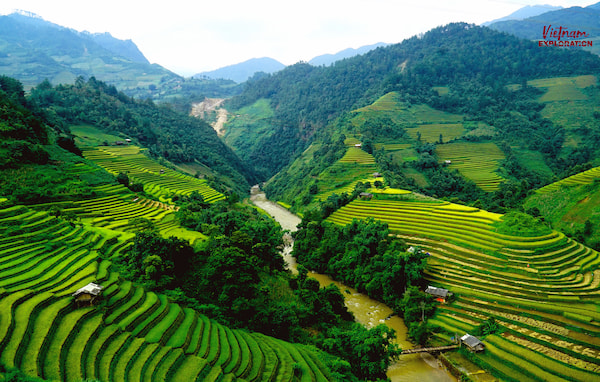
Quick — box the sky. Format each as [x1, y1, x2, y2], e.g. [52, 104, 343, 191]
[0, 0, 597, 76]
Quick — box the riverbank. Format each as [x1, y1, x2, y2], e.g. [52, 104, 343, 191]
[249, 187, 456, 381]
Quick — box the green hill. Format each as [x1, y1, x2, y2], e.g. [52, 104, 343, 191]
[525, 166, 600, 250]
[226, 23, 600, 179]
[29, 77, 256, 196]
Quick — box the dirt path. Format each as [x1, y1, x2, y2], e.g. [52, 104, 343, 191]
[190, 98, 228, 136]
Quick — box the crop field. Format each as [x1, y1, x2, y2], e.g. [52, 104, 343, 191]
[315, 147, 379, 200]
[327, 198, 600, 381]
[350, 91, 463, 126]
[435, 142, 505, 192]
[405, 123, 465, 143]
[27, 184, 205, 245]
[537, 166, 600, 193]
[81, 146, 225, 204]
[521, 76, 600, 152]
[70, 125, 125, 147]
[527, 75, 597, 103]
[0, 204, 335, 381]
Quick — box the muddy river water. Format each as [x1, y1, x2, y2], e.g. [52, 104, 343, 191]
[250, 188, 455, 381]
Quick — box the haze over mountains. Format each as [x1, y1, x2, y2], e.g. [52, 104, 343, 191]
[481, 5, 563, 26]
[1, 3, 599, 89]
[486, 2, 600, 56]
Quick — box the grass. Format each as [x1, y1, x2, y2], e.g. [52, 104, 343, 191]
[71, 125, 126, 147]
[528, 75, 597, 103]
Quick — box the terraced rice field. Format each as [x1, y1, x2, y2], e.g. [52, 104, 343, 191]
[327, 198, 600, 381]
[0, 204, 334, 381]
[435, 142, 505, 192]
[81, 146, 225, 203]
[405, 123, 465, 143]
[315, 147, 379, 200]
[536, 166, 600, 194]
[527, 75, 596, 103]
[29, 184, 205, 245]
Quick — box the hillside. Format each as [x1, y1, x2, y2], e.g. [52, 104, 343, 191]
[310, 195, 600, 381]
[28, 77, 256, 196]
[0, 12, 181, 90]
[524, 166, 600, 250]
[225, 23, 600, 179]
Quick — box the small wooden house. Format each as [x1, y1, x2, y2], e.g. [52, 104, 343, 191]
[359, 192, 373, 200]
[425, 285, 451, 303]
[72, 282, 104, 307]
[460, 334, 484, 352]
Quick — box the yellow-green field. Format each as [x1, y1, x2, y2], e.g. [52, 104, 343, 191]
[405, 123, 465, 143]
[315, 147, 378, 200]
[528, 75, 597, 102]
[81, 146, 225, 204]
[327, 198, 600, 381]
[435, 142, 505, 192]
[0, 203, 335, 382]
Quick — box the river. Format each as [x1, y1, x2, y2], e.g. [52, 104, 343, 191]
[250, 187, 456, 382]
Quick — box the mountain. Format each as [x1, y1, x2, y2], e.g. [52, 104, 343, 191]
[0, 11, 180, 90]
[308, 42, 389, 66]
[84, 31, 149, 64]
[481, 4, 562, 26]
[487, 3, 600, 41]
[224, 23, 600, 179]
[194, 57, 286, 83]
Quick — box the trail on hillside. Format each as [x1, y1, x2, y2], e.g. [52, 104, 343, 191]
[191, 98, 228, 136]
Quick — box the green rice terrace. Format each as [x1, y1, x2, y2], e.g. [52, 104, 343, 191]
[0, 203, 335, 382]
[327, 197, 600, 381]
[536, 166, 600, 194]
[314, 147, 379, 201]
[81, 145, 226, 204]
[435, 142, 505, 192]
[30, 183, 206, 246]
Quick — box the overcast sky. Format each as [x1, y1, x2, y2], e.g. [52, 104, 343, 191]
[0, 0, 597, 76]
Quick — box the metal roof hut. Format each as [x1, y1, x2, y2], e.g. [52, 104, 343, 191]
[72, 282, 104, 307]
[425, 285, 451, 303]
[460, 334, 485, 352]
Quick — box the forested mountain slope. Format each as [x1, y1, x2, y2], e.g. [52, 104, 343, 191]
[225, 23, 600, 179]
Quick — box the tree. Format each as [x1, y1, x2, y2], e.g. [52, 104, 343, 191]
[116, 172, 129, 187]
[321, 323, 401, 380]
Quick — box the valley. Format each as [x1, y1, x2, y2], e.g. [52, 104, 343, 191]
[2, 11, 600, 382]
